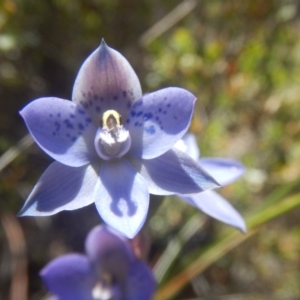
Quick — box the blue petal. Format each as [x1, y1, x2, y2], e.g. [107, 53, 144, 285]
[94, 159, 149, 238]
[180, 190, 247, 232]
[85, 225, 134, 282]
[129, 148, 220, 196]
[72, 40, 142, 124]
[180, 133, 200, 160]
[40, 254, 97, 300]
[19, 162, 98, 216]
[20, 97, 97, 167]
[127, 87, 196, 159]
[125, 260, 156, 300]
[199, 158, 245, 186]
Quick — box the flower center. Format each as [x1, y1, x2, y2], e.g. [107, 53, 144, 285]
[94, 110, 131, 160]
[92, 273, 121, 300]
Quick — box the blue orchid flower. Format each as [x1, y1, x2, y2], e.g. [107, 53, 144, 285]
[175, 134, 246, 232]
[19, 41, 219, 238]
[40, 225, 156, 300]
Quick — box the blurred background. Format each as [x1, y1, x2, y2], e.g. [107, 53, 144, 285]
[1, 0, 300, 299]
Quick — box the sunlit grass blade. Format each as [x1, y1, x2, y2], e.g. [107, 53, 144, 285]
[0, 134, 33, 172]
[154, 192, 300, 300]
[153, 214, 205, 283]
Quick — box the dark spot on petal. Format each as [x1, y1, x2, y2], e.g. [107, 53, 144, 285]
[71, 136, 77, 142]
[155, 116, 160, 121]
[94, 95, 99, 100]
[70, 114, 75, 119]
[123, 91, 127, 97]
[145, 125, 155, 135]
[57, 113, 61, 118]
[173, 115, 178, 120]
[126, 119, 130, 124]
[52, 132, 56, 136]
[163, 111, 167, 115]
[78, 109, 85, 115]
[134, 121, 139, 127]
[78, 123, 85, 130]
[49, 114, 53, 118]
[131, 111, 136, 117]
[113, 96, 118, 101]
[160, 126, 164, 130]
[96, 106, 101, 113]
[89, 99, 93, 106]
[137, 111, 143, 117]
[86, 117, 92, 123]
[64, 119, 74, 129]
[66, 133, 70, 138]
[143, 113, 153, 121]
[83, 103, 89, 109]
[100, 97, 104, 102]
[127, 101, 131, 108]
[54, 121, 61, 131]
[167, 103, 171, 107]
[158, 108, 162, 113]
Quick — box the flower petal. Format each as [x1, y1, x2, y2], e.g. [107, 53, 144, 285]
[94, 159, 149, 238]
[40, 254, 96, 300]
[130, 148, 220, 196]
[181, 132, 200, 160]
[199, 158, 245, 186]
[180, 190, 247, 232]
[20, 97, 97, 167]
[19, 162, 98, 216]
[127, 87, 196, 159]
[125, 260, 156, 300]
[85, 225, 134, 282]
[72, 40, 142, 124]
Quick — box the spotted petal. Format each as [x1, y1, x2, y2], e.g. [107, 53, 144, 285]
[94, 159, 149, 239]
[19, 162, 98, 216]
[72, 40, 142, 124]
[130, 148, 220, 196]
[20, 97, 97, 167]
[85, 225, 133, 282]
[199, 158, 245, 186]
[180, 190, 247, 232]
[127, 87, 196, 159]
[40, 254, 96, 300]
[125, 260, 156, 300]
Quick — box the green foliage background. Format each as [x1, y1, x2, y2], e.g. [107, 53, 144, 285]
[1, 0, 300, 299]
